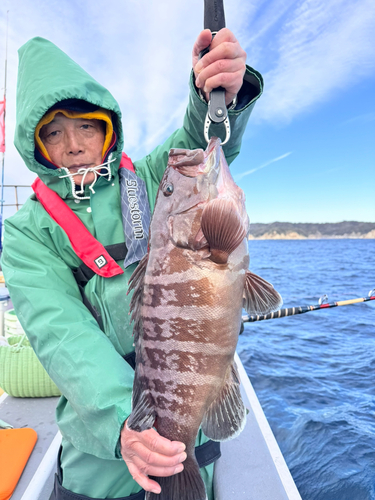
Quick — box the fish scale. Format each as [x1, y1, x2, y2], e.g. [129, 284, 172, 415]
[127, 137, 283, 500]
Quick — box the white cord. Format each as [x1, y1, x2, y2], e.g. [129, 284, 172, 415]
[59, 157, 116, 200]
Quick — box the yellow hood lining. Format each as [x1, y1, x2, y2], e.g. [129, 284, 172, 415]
[34, 108, 114, 162]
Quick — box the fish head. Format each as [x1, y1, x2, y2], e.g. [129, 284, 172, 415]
[151, 138, 249, 262]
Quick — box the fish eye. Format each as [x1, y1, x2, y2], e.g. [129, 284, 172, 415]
[163, 183, 174, 196]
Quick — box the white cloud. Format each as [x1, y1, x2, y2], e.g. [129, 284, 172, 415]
[341, 112, 375, 126]
[252, 0, 375, 123]
[235, 151, 292, 180]
[0, 0, 374, 194]
[0, 0, 208, 186]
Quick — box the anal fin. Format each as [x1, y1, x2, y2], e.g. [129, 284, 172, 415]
[201, 361, 246, 442]
[243, 271, 283, 315]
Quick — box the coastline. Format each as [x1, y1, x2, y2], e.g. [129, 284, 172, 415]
[248, 230, 375, 240]
[248, 222, 375, 240]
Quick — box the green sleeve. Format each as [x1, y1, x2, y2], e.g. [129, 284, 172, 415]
[134, 65, 263, 212]
[1, 214, 133, 460]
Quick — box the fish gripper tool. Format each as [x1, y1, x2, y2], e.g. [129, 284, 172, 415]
[201, 0, 231, 145]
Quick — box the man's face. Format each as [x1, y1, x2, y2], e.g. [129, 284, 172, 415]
[40, 113, 106, 186]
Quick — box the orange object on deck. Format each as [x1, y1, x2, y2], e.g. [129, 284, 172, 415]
[0, 427, 37, 500]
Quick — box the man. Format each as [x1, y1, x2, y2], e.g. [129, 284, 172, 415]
[1, 28, 263, 499]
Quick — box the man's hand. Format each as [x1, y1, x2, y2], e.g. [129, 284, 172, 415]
[193, 28, 247, 107]
[120, 420, 187, 494]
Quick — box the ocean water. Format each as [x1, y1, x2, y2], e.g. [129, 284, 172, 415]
[238, 239, 375, 500]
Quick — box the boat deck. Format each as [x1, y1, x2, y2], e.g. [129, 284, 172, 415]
[214, 354, 301, 499]
[0, 393, 60, 500]
[0, 354, 302, 500]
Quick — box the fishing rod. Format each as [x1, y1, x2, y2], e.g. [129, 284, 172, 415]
[242, 289, 375, 323]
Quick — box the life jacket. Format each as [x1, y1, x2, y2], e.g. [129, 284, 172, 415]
[31, 153, 151, 339]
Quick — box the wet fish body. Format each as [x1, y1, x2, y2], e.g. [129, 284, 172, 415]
[128, 138, 282, 500]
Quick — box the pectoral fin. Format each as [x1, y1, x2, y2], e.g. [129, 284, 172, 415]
[201, 199, 246, 264]
[201, 361, 246, 441]
[243, 271, 283, 315]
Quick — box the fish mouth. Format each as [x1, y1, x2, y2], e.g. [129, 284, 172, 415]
[205, 138, 248, 227]
[168, 148, 205, 168]
[168, 137, 236, 207]
[204, 138, 222, 178]
[168, 138, 222, 182]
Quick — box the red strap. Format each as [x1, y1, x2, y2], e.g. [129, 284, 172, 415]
[119, 152, 135, 173]
[32, 178, 124, 279]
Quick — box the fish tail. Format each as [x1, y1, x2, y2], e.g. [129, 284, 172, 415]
[146, 455, 206, 500]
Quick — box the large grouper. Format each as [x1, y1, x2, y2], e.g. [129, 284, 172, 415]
[127, 137, 282, 500]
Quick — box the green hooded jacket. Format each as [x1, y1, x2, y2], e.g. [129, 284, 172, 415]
[1, 37, 262, 465]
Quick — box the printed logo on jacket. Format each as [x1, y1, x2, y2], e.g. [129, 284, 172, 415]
[119, 168, 151, 268]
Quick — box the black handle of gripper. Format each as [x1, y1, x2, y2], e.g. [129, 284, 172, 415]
[204, 0, 226, 32]
[200, 0, 227, 124]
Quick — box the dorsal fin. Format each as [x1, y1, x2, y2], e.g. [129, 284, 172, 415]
[128, 253, 148, 343]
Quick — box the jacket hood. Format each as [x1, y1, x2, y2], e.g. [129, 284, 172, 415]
[15, 37, 124, 197]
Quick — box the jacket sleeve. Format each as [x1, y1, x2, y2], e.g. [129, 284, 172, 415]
[1, 209, 133, 460]
[134, 65, 263, 210]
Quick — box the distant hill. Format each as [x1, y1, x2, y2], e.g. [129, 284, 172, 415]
[248, 221, 375, 239]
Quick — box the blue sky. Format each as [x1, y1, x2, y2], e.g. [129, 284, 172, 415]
[0, 0, 374, 223]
